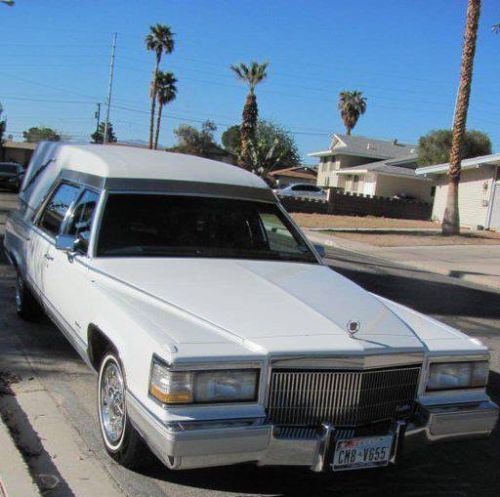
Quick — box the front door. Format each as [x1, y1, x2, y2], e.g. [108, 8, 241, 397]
[42, 188, 100, 344]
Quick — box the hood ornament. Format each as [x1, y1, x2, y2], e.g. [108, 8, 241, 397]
[347, 320, 361, 337]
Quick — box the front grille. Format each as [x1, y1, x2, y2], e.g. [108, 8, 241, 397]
[267, 366, 421, 427]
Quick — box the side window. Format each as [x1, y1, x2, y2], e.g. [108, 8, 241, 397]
[260, 212, 300, 253]
[66, 190, 100, 253]
[38, 183, 80, 236]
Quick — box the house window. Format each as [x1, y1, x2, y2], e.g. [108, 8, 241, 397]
[352, 176, 359, 192]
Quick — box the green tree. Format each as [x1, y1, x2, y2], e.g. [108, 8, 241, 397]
[154, 71, 177, 150]
[23, 127, 60, 143]
[230, 61, 268, 169]
[443, 0, 481, 235]
[91, 122, 117, 144]
[145, 24, 175, 149]
[338, 90, 367, 135]
[222, 121, 300, 174]
[169, 120, 228, 160]
[418, 129, 491, 166]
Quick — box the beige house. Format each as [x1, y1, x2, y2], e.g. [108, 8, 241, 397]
[416, 153, 500, 230]
[268, 166, 317, 187]
[309, 134, 433, 202]
[0, 140, 37, 167]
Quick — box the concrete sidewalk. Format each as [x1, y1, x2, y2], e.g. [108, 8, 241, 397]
[0, 416, 41, 497]
[306, 229, 500, 290]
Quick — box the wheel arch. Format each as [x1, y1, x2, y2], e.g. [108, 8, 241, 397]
[87, 324, 119, 372]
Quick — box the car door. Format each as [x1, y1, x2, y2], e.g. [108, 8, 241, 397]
[28, 182, 81, 301]
[43, 188, 101, 343]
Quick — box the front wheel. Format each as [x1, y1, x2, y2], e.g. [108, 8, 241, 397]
[97, 352, 152, 469]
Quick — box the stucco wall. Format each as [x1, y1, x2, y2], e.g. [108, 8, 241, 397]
[431, 166, 495, 228]
[316, 154, 377, 187]
[374, 174, 434, 202]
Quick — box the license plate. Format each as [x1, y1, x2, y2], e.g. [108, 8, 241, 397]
[332, 434, 394, 471]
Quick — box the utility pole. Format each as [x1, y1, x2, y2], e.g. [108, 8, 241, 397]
[94, 103, 101, 138]
[103, 32, 117, 144]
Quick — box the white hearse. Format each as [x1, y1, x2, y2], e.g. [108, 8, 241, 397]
[4, 143, 498, 472]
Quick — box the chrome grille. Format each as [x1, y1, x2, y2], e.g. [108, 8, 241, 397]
[267, 366, 421, 427]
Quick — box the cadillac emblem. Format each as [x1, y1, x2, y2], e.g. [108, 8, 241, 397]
[347, 320, 361, 336]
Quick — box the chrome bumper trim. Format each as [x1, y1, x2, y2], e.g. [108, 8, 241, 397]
[126, 392, 498, 471]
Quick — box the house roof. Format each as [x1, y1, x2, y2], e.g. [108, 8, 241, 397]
[336, 155, 430, 181]
[415, 153, 500, 176]
[2, 140, 37, 150]
[25, 142, 268, 190]
[309, 134, 416, 160]
[269, 166, 317, 180]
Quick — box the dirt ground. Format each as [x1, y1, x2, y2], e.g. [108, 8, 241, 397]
[292, 213, 439, 229]
[332, 231, 500, 246]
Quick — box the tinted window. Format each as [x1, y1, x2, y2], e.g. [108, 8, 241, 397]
[97, 194, 316, 263]
[39, 183, 80, 236]
[66, 190, 100, 253]
[291, 184, 319, 192]
[0, 164, 18, 174]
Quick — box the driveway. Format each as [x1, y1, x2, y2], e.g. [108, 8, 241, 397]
[307, 229, 500, 289]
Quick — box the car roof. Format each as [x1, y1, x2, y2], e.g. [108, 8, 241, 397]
[44, 143, 267, 190]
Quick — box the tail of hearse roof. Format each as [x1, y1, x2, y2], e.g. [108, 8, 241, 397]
[19, 142, 270, 214]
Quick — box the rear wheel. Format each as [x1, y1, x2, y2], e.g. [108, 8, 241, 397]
[15, 275, 42, 321]
[97, 352, 152, 469]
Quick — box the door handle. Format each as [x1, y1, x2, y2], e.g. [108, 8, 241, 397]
[44, 253, 54, 261]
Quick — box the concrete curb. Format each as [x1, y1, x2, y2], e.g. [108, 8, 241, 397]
[0, 415, 42, 497]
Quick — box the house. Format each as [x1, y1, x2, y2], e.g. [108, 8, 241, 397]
[0, 140, 37, 167]
[268, 166, 317, 187]
[416, 153, 500, 230]
[309, 134, 434, 202]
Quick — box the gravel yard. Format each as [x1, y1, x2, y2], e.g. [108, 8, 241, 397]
[291, 213, 439, 230]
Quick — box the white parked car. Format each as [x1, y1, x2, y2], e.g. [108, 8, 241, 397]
[275, 183, 327, 200]
[4, 143, 498, 473]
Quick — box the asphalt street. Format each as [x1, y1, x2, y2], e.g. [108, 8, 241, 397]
[1, 191, 499, 497]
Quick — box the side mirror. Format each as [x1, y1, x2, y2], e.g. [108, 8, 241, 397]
[55, 234, 85, 254]
[314, 244, 326, 258]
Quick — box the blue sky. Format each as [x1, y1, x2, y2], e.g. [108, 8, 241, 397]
[1, 0, 499, 164]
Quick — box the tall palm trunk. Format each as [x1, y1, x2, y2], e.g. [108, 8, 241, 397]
[154, 103, 163, 150]
[443, 0, 481, 235]
[239, 91, 258, 170]
[149, 59, 160, 149]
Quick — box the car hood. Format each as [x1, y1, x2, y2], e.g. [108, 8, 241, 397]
[91, 258, 432, 356]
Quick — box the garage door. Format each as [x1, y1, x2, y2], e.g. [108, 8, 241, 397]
[490, 181, 500, 230]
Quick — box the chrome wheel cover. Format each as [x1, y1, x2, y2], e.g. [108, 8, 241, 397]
[99, 359, 126, 447]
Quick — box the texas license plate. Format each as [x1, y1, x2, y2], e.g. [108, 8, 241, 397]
[332, 434, 394, 471]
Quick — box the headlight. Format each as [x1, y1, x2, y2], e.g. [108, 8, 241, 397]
[426, 361, 489, 391]
[149, 357, 259, 405]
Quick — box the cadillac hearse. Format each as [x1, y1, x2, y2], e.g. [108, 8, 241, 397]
[4, 143, 498, 472]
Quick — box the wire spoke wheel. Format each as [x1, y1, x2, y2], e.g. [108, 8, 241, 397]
[99, 357, 126, 448]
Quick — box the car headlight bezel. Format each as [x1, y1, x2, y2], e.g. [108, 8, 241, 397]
[426, 360, 489, 392]
[149, 356, 260, 405]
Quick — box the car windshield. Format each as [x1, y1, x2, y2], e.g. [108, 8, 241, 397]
[97, 194, 317, 263]
[0, 164, 18, 174]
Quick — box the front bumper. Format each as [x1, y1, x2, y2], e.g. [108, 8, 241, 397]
[127, 394, 498, 471]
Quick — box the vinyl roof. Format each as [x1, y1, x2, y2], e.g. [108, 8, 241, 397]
[46, 143, 268, 189]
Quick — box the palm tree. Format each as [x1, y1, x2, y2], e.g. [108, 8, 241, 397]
[230, 61, 268, 169]
[153, 71, 178, 150]
[338, 91, 367, 135]
[145, 24, 175, 149]
[443, 0, 481, 236]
